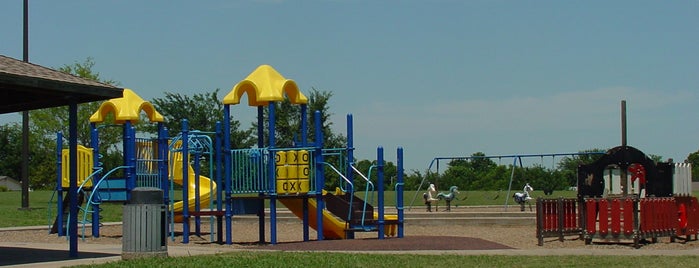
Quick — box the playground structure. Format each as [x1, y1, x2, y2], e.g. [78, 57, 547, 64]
[536, 145, 698, 248]
[50, 64, 405, 245]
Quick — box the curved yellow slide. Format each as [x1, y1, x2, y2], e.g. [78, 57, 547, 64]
[171, 152, 216, 222]
[279, 197, 346, 239]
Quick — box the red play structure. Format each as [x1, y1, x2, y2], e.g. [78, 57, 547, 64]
[536, 145, 698, 248]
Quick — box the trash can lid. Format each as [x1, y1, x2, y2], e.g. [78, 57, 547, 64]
[129, 187, 163, 204]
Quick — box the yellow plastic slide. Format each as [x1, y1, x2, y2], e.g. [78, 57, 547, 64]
[171, 152, 216, 222]
[279, 197, 347, 239]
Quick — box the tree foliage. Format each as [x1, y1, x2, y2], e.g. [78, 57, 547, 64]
[20, 57, 123, 189]
[410, 150, 608, 195]
[145, 89, 255, 149]
[686, 151, 699, 181]
[250, 88, 346, 149]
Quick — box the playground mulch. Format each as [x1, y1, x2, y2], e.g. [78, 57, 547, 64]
[245, 235, 513, 251]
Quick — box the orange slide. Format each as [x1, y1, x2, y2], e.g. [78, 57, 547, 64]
[279, 194, 347, 239]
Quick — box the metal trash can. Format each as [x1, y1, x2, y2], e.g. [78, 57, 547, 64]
[122, 187, 167, 260]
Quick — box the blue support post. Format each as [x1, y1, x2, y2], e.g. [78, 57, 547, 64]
[303, 196, 309, 241]
[223, 106, 232, 245]
[215, 122, 223, 243]
[68, 103, 78, 257]
[345, 114, 355, 239]
[256, 106, 265, 243]
[300, 104, 309, 241]
[377, 146, 385, 239]
[314, 111, 325, 241]
[124, 121, 135, 199]
[300, 104, 308, 147]
[159, 125, 169, 205]
[397, 147, 404, 238]
[90, 123, 100, 238]
[268, 103, 277, 244]
[181, 119, 190, 243]
[347, 114, 354, 192]
[55, 132, 64, 236]
[194, 150, 202, 236]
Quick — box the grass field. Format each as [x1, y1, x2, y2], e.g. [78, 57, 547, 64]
[0, 189, 569, 228]
[71, 252, 699, 268]
[1, 189, 694, 228]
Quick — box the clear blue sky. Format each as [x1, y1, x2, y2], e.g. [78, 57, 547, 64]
[1, 0, 697, 172]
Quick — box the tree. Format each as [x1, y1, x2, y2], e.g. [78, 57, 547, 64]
[686, 151, 699, 182]
[30, 57, 121, 148]
[439, 152, 501, 191]
[24, 57, 123, 189]
[250, 88, 346, 149]
[0, 123, 55, 189]
[0, 123, 23, 180]
[556, 149, 607, 187]
[146, 89, 254, 149]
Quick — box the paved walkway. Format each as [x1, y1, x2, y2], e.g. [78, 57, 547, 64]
[0, 241, 239, 267]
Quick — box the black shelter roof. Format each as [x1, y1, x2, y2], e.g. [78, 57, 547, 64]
[0, 55, 123, 114]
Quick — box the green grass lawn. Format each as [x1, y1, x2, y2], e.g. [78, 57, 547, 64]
[0, 188, 549, 228]
[74, 252, 699, 268]
[1, 189, 694, 228]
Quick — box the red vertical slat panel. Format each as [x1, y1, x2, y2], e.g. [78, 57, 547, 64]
[623, 198, 634, 235]
[586, 199, 597, 234]
[565, 200, 576, 230]
[546, 201, 556, 230]
[611, 198, 621, 236]
[689, 197, 699, 235]
[640, 199, 650, 234]
[598, 199, 609, 237]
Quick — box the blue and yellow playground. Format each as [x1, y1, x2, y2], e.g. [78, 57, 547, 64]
[50, 65, 405, 244]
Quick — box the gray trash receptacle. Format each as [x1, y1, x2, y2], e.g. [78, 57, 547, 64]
[122, 187, 167, 260]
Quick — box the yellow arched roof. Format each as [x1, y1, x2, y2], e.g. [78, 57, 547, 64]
[223, 64, 308, 106]
[89, 88, 164, 123]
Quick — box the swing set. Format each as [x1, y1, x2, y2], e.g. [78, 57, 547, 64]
[409, 152, 604, 211]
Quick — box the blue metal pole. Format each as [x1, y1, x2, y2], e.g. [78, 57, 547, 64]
[215, 122, 223, 243]
[268, 103, 277, 244]
[314, 110, 324, 240]
[159, 125, 169, 205]
[68, 103, 78, 257]
[123, 121, 134, 201]
[300, 104, 308, 147]
[55, 132, 64, 236]
[182, 119, 190, 243]
[256, 106, 265, 243]
[223, 105, 232, 245]
[346, 114, 354, 192]
[397, 147, 404, 238]
[90, 122, 100, 237]
[194, 149, 201, 236]
[377, 146, 385, 239]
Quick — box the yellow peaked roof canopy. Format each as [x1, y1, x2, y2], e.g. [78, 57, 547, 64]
[223, 64, 308, 106]
[89, 88, 164, 123]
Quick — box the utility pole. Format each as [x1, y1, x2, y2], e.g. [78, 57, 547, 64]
[20, 0, 30, 209]
[620, 100, 628, 196]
